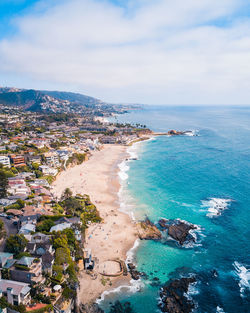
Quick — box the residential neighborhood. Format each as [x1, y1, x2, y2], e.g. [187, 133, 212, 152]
[0, 105, 151, 313]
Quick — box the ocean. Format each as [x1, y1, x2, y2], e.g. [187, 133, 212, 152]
[99, 106, 250, 313]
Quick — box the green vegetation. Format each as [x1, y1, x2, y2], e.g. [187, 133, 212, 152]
[5, 234, 28, 257]
[0, 165, 11, 198]
[5, 199, 25, 212]
[66, 153, 86, 167]
[0, 219, 6, 239]
[36, 219, 55, 232]
[0, 296, 26, 313]
[59, 190, 102, 227]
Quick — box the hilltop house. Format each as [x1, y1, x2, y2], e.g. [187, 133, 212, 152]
[0, 279, 31, 305]
[10, 256, 44, 284]
[0, 156, 10, 168]
[38, 165, 58, 176]
[0, 253, 15, 269]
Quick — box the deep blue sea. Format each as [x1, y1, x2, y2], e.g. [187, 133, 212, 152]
[100, 106, 250, 313]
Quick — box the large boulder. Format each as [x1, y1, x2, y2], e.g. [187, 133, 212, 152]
[137, 218, 162, 240]
[127, 263, 147, 280]
[158, 219, 197, 245]
[159, 277, 196, 313]
[167, 130, 185, 136]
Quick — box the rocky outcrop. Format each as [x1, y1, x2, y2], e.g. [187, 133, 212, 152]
[127, 263, 147, 280]
[158, 219, 197, 245]
[159, 277, 196, 313]
[137, 218, 162, 240]
[79, 303, 104, 313]
[167, 130, 186, 136]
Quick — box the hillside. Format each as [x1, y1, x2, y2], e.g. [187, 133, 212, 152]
[0, 87, 115, 114]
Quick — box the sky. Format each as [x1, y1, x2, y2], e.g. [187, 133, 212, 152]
[0, 0, 250, 105]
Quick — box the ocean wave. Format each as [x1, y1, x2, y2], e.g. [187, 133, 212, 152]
[184, 130, 199, 136]
[96, 279, 144, 305]
[233, 261, 250, 297]
[216, 306, 225, 313]
[185, 281, 199, 299]
[201, 198, 232, 218]
[118, 160, 129, 181]
[126, 239, 140, 263]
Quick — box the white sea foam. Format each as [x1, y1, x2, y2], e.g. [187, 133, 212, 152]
[118, 160, 129, 181]
[96, 279, 144, 305]
[233, 261, 250, 297]
[216, 306, 225, 313]
[185, 281, 199, 300]
[201, 198, 232, 218]
[184, 130, 198, 136]
[126, 239, 140, 263]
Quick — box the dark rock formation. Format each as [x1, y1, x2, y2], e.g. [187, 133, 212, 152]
[79, 303, 104, 313]
[137, 217, 162, 240]
[167, 130, 185, 136]
[109, 301, 136, 313]
[158, 219, 197, 245]
[127, 263, 147, 280]
[159, 277, 196, 313]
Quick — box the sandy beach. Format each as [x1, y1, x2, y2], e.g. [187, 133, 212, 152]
[52, 145, 138, 304]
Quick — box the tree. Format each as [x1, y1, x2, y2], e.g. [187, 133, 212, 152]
[62, 188, 72, 200]
[36, 219, 55, 232]
[53, 235, 68, 250]
[5, 234, 28, 256]
[0, 170, 8, 198]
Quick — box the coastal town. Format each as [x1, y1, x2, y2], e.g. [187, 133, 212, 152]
[0, 101, 152, 313]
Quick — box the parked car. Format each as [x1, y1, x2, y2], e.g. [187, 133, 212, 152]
[0, 213, 7, 217]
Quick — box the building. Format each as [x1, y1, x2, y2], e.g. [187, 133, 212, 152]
[0, 253, 15, 269]
[0, 156, 10, 168]
[10, 155, 26, 168]
[44, 152, 60, 168]
[0, 279, 31, 305]
[50, 222, 72, 233]
[39, 165, 58, 176]
[10, 256, 44, 284]
[18, 214, 39, 231]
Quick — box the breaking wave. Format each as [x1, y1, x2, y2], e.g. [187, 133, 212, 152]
[201, 198, 232, 218]
[233, 261, 250, 297]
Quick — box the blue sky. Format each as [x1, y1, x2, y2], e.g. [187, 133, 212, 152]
[1, 0, 250, 105]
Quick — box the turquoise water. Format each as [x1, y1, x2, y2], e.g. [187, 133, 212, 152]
[101, 106, 250, 313]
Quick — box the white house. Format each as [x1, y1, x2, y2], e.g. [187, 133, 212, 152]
[0, 156, 10, 168]
[39, 165, 58, 176]
[50, 222, 72, 233]
[0, 279, 31, 305]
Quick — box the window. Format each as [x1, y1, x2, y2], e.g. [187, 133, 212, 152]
[13, 301, 19, 306]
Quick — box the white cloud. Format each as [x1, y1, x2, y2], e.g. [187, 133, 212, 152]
[1, 0, 250, 104]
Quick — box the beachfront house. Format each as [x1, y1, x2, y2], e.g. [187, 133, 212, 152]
[39, 165, 58, 176]
[0, 279, 31, 305]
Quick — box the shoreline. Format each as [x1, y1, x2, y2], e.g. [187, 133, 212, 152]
[52, 144, 139, 305]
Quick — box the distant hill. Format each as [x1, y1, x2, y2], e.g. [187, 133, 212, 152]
[42, 90, 103, 107]
[0, 87, 111, 114]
